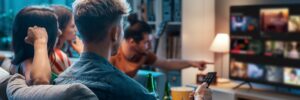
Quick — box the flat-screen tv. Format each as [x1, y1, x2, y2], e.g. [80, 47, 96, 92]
[230, 4, 300, 89]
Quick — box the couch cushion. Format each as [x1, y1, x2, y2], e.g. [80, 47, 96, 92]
[0, 74, 11, 100]
[6, 74, 98, 100]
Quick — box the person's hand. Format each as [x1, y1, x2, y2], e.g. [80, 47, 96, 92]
[189, 61, 214, 71]
[25, 26, 48, 45]
[190, 83, 212, 100]
[68, 36, 84, 54]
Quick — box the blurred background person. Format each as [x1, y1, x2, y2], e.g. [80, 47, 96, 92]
[110, 15, 213, 77]
[50, 5, 83, 75]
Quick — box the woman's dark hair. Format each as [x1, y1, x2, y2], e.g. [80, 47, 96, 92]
[127, 13, 138, 25]
[12, 6, 58, 65]
[124, 14, 152, 43]
[50, 5, 72, 32]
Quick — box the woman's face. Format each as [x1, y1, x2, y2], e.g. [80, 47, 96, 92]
[62, 16, 77, 40]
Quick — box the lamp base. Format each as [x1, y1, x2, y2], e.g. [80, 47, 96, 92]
[217, 78, 230, 84]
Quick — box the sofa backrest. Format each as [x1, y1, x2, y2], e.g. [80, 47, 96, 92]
[6, 74, 98, 100]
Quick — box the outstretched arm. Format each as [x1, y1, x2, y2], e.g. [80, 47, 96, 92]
[152, 58, 213, 70]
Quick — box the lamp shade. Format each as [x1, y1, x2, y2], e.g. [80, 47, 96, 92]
[210, 33, 230, 53]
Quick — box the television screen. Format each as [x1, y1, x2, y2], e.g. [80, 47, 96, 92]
[231, 38, 263, 55]
[284, 41, 300, 59]
[260, 8, 289, 33]
[230, 38, 250, 54]
[247, 63, 265, 80]
[284, 67, 300, 86]
[266, 65, 283, 83]
[264, 40, 285, 57]
[230, 60, 247, 78]
[230, 5, 300, 89]
[248, 40, 263, 55]
[231, 15, 258, 33]
[288, 15, 300, 32]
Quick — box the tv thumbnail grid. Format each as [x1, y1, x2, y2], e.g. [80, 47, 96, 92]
[230, 60, 300, 86]
[230, 38, 300, 60]
[231, 8, 300, 33]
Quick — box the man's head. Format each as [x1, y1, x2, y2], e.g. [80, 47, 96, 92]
[73, 0, 130, 45]
[124, 21, 152, 54]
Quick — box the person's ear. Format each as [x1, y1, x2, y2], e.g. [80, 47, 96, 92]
[58, 29, 62, 36]
[110, 25, 119, 42]
[128, 38, 137, 45]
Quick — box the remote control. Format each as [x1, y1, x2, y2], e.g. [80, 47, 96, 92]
[202, 72, 217, 88]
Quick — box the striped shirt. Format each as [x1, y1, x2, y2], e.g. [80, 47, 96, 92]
[50, 48, 71, 75]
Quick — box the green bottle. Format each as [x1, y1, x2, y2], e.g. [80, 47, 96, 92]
[147, 73, 159, 99]
[50, 72, 58, 84]
[163, 81, 172, 100]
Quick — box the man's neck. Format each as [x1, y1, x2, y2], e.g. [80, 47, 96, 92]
[120, 41, 136, 59]
[84, 42, 111, 60]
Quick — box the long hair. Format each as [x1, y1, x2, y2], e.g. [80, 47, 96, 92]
[50, 5, 72, 32]
[12, 6, 59, 65]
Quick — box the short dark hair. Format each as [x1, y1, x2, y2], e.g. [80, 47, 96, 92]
[50, 5, 72, 32]
[124, 21, 152, 43]
[72, 0, 130, 43]
[12, 6, 58, 65]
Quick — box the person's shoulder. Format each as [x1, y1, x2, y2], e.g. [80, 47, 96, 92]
[109, 55, 117, 65]
[144, 51, 157, 65]
[110, 49, 123, 61]
[104, 71, 156, 99]
[109, 70, 146, 91]
[70, 59, 116, 74]
[72, 58, 101, 68]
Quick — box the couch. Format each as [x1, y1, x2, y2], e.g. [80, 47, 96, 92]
[0, 58, 166, 100]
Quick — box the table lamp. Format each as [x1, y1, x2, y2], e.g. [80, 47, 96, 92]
[210, 33, 230, 83]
